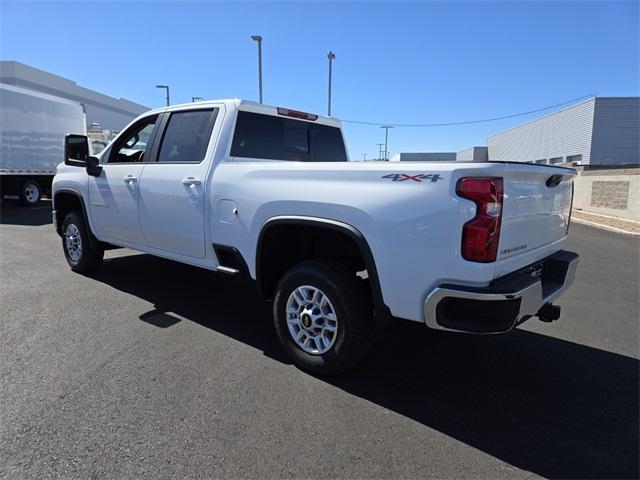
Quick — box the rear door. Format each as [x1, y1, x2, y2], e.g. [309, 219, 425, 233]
[494, 163, 576, 275]
[138, 107, 220, 258]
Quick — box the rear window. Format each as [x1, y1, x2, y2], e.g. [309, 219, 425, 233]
[230, 111, 347, 161]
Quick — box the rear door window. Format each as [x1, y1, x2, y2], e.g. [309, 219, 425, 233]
[230, 112, 281, 159]
[158, 109, 218, 163]
[231, 111, 347, 161]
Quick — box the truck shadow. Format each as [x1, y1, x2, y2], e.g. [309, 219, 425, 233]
[0, 201, 52, 226]
[89, 252, 639, 480]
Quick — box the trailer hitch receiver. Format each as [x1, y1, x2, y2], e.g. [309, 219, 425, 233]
[537, 303, 561, 323]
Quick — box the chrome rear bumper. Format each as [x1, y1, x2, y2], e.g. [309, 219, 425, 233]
[424, 250, 579, 334]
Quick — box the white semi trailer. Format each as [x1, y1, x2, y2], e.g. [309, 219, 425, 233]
[0, 83, 87, 206]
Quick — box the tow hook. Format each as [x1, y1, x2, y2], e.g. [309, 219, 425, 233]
[537, 303, 561, 322]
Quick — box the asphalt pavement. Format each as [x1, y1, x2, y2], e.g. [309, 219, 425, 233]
[1, 202, 638, 479]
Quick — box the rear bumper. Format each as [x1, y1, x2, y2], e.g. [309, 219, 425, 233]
[424, 250, 579, 334]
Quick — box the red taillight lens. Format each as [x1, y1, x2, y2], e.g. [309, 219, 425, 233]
[456, 177, 504, 263]
[277, 107, 318, 121]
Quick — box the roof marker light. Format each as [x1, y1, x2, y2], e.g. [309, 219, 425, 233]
[277, 107, 318, 121]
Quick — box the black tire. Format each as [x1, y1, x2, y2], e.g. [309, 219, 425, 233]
[20, 180, 41, 206]
[273, 260, 374, 376]
[61, 210, 104, 272]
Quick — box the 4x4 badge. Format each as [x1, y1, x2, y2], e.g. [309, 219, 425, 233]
[382, 173, 443, 182]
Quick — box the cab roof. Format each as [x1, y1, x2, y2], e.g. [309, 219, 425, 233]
[146, 98, 341, 128]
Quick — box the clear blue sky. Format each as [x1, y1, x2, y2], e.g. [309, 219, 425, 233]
[1, 1, 638, 159]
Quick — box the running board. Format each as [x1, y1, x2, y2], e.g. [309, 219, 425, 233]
[212, 244, 250, 279]
[216, 266, 240, 275]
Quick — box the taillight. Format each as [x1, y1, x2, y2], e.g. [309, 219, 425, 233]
[456, 177, 504, 263]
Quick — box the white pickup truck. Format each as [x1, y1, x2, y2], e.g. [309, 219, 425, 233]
[53, 99, 579, 375]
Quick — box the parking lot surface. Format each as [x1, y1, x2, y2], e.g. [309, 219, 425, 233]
[1, 203, 638, 479]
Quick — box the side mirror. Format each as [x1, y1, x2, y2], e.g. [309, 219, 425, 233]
[65, 134, 102, 176]
[86, 155, 102, 177]
[64, 134, 89, 166]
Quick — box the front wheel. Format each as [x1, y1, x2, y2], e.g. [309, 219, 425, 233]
[273, 260, 374, 376]
[61, 211, 104, 272]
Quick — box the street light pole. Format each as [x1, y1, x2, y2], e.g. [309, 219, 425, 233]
[155, 85, 170, 106]
[251, 35, 263, 103]
[327, 51, 336, 116]
[381, 125, 393, 160]
[362, 153, 367, 161]
[376, 143, 384, 161]
[192, 96, 204, 103]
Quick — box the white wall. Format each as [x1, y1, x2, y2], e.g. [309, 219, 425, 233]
[488, 98, 595, 164]
[390, 152, 456, 162]
[456, 147, 475, 161]
[573, 167, 640, 221]
[456, 146, 488, 162]
[0, 61, 148, 132]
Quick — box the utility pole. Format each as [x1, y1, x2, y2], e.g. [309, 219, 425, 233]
[362, 153, 367, 161]
[155, 85, 170, 106]
[381, 125, 394, 160]
[251, 35, 263, 103]
[327, 51, 336, 116]
[376, 143, 384, 161]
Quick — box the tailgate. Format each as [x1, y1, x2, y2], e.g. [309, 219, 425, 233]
[495, 163, 576, 277]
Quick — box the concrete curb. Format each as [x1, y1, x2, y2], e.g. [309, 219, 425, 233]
[571, 217, 640, 236]
[573, 209, 640, 224]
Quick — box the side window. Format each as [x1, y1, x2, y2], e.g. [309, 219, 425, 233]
[231, 111, 281, 159]
[158, 109, 217, 163]
[110, 116, 157, 163]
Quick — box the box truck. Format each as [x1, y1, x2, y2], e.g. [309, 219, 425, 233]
[0, 83, 87, 206]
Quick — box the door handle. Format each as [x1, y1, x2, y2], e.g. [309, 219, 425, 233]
[123, 175, 137, 183]
[182, 177, 201, 186]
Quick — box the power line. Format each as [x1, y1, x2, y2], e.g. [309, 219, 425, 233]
[341, 94, 595, 127]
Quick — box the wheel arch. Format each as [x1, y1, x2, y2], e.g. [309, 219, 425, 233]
[255, 216, 390, 324]
[53, 189, 98, 249]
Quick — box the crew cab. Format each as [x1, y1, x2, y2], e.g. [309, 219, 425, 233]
[53, 99, 579, 375]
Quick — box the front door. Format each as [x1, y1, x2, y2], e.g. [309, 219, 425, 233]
[88, 115, 159, 245]
[138, 108, 219, 258]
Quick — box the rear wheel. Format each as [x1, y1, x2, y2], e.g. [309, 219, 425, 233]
[273, 260, 374, 375]
[20, 180, 41, 206]
[61, 211, 103, 272]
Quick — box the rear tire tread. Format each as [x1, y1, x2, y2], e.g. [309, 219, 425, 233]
[273, 260, 374, 376]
